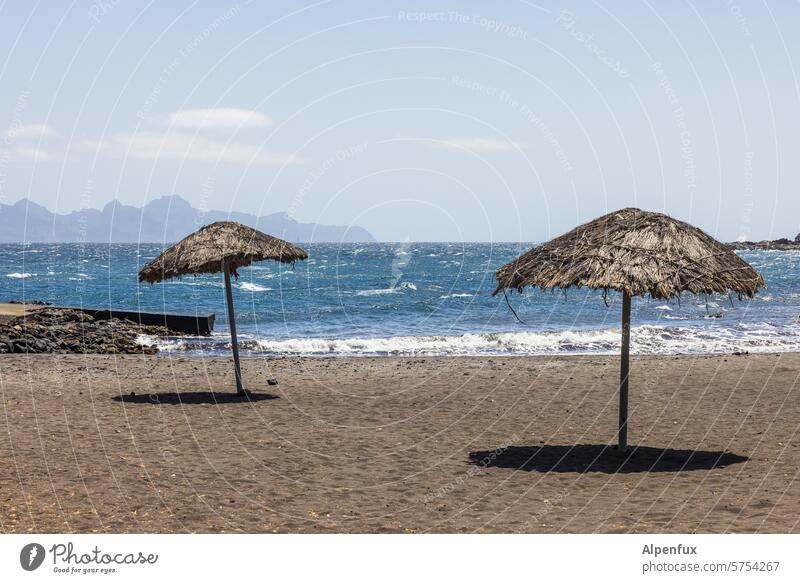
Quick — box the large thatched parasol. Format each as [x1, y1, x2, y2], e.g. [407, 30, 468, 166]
[139, 221, 308, 394]
[493, 207, 765, 450]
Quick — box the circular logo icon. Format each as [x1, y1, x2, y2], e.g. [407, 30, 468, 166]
[20, 543, 46, 571]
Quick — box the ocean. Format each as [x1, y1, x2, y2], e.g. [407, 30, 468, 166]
[2, 243, 799, 356]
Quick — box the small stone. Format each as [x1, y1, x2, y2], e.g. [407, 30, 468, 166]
[267, 378, 279, 386]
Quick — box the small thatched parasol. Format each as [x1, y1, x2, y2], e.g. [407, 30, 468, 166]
[139, 221, 308, 394]
[494, 207, 765, 450]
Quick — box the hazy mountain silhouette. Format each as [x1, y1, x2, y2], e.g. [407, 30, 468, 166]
[0, 195, 375, 243]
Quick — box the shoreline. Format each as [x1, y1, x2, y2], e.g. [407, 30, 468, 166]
[2, 351, 797, 533]
[140, 325, 800, 358]
[4, 302, 799, 356]
[143, 350, 776, 359]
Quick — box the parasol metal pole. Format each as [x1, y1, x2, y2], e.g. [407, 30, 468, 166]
[223, 261, 245, 394]
[618, 291, 632, 451]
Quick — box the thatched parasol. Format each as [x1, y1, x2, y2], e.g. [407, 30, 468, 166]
[139, 221, 308, 394]
[493, 207, 765, 450]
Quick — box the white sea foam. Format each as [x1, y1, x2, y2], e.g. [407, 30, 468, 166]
[248, 331, 617, 356]
[239, 282, 271, 292]
[6, 272, 34, 278]
[135, 334, 186, 352]
[440, 293, 473, 299]
[357, 282, 417, 295]
[135, 334, 155, 347]
[356, 288, 398, 296]
[147, 323, 800, 357]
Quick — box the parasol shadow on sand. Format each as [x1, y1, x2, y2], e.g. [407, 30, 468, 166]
[112, 391, 279, 405]
[493, 208, 765, 451]
[139, 221, 308, 395]
[469, 444, 749, 474]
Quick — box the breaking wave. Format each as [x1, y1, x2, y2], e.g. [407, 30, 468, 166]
[141, 323, 800, 357]
[355, 282, 417, 296]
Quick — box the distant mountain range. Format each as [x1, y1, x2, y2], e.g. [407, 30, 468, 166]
[0, 195, 375, 243]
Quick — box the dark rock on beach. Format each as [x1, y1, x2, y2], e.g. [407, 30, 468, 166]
[0, 308, 173, 355]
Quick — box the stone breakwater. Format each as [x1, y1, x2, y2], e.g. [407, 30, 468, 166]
[0, 308, 172, 354]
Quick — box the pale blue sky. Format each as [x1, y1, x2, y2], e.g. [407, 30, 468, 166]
[1, 0, 799, 241]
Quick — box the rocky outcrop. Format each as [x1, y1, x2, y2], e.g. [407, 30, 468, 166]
[728, 234, 800, 250]
[0, 308, 171, 354]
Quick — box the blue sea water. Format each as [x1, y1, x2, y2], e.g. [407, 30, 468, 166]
[1, 243, 799, 356]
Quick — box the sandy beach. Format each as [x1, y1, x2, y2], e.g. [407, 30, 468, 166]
[0, 352, 797, 533]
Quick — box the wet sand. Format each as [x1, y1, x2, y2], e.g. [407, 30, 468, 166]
[0, 352, 797, 533]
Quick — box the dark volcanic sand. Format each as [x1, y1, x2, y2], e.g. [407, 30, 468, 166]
[0, 353, 797, 533]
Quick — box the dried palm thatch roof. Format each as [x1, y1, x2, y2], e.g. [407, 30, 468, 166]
[139, 221, 308, 283]
[494, 208, 765, 300]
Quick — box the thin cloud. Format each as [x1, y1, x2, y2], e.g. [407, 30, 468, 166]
[8, 144, 54, 161]
[81, 131, 304, 165]
[167, 108, 273, 130]
[437, 138, 524, 151]
[3, 123, 60, 141]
